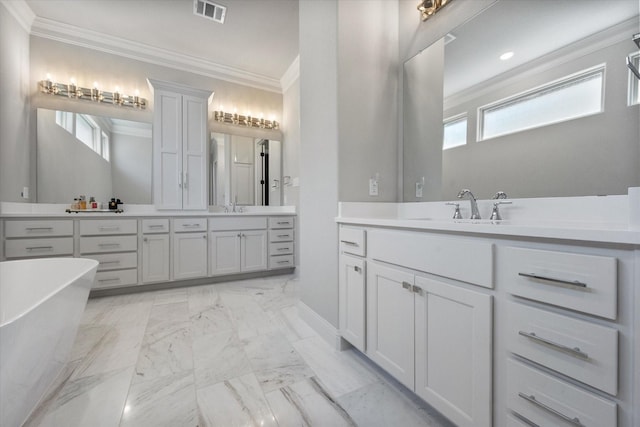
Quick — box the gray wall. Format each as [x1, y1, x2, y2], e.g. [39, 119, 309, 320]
[337, 0, 399, 202]
[0, 3, 33, 202]
[299, 0, 400, 328]
[299, 0, 340, 326]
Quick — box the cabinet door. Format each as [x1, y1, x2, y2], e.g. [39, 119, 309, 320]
[209, 231, 241, 276]
[182, 95, 208, 210]
[153, 89, 183, 210]
[339, 254, 366, 352]
[366, 262, 415, 389]
[142, 234, 170, 283]
[414, 276, 492, 427]
[173, 232, 208, 280]
[240, 230, 267, 272]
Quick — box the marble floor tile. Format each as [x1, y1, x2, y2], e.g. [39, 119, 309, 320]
[28, 366, 133, 427]
[196, 373, 277, 427]
[25, 275, 450, 427]
[192, 330, 252, 389]
[337, 380, 455, 427]
[293, 336, 379, 398]
[120, 371, 197, 427]
[244, 331, 315, 393]
[266, 376, 357, 427]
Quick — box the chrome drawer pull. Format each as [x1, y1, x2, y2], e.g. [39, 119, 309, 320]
[340, 240, 358, 246]
[99, 226, 120, 231]
[512, 412, 540, 427]
[412, 285, 423, 295]
[518, 393, 585, 427]
[148, 224, 165, 229]
[277, 221, 290, 225]
[518, 331, 589, 359]
[277, 247, 290, 251]
[518, 272, 587, 288]
[26, 246, 53, 251]
[25, 227, 54, 231]
[98, 243, 120, 247]
[402, 281, 412, 290]
[182, 224, 201, 227]
[100, 260, 121, 265]
[277, 260, 290, 264]
[98, 277, 120, 283]
[277, 234, 291, 238]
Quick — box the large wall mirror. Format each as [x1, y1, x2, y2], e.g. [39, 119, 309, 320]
[37, 108, 153, 205]
[403, 0, 640, 202]
[210, 133, 282, 207]
[37, 108, 284, 207]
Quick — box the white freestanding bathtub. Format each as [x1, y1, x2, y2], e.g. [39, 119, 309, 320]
[0, 257, 98, 427]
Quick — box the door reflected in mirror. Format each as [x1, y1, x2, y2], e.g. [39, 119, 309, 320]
[210, 133, 282, 207]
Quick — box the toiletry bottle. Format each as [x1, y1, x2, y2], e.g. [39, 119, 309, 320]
[79, 195, 87, 210]
[72, 198, 79, 210]
[90, 196, 97, 209]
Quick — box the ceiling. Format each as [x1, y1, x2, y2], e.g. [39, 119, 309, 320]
[24, 0, 299, 92]
[443, 0, 639, 97]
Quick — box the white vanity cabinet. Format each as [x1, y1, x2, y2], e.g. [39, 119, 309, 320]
[209, 216, 268, 276]
[339, 226, 367, 352]
[79, 219, 138, 289]
[172, 218, 208, 280]
[3, 219, 73, 259]
[345, 227, 493, 427]
[268, 216, 295, 269]
[149, 79, 212, 210]
[141, 219, 170, 284]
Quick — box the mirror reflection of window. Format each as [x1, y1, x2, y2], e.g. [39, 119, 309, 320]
[443, 114, 467, 150]
[629, 52, 640, 105]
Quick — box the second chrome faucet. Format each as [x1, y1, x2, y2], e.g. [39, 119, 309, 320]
[457, 189, 481, 219]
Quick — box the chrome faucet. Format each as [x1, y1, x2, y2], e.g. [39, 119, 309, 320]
[457, 189, 481, 219]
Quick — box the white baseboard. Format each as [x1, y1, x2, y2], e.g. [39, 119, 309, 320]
[297, 301, 343, 350]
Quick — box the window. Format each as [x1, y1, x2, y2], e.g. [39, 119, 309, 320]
[55, 110, 73, 133]
[629, 52, 640, 106]
[443, 114, 467, 150]
[54, 111, 110, 161]
[479, 65, 605, 141]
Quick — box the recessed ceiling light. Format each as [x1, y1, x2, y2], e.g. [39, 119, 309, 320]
[500, 51, 514, 61]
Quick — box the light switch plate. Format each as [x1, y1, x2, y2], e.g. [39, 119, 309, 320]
[415, 182, 423, 198]
[369, 178, 379, 196]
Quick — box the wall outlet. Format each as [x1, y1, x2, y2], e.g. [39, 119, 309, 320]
[21, 186, 29, 199]
[415, 182, 423, 198]
[369, 178, 379, 196]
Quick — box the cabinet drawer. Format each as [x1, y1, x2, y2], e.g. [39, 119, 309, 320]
[173, 218, 207, 232]
[269, 241, 294, 256]
[94, 268, 138, 289]
[4, 220, 73, 238]
[142, 219, 169, 234]
[80, 219, 137, 236]
[269, 230, 294, 242]
[499, 247, 617, 319]
[80, 235, 137, 254]
[5, 237, 73, 258]
[268, 216, 294, 229]
[507, 302, 617, 395]
[89, 252, 138, 272]
[209, 216, 267, 231]
[506, 359, 616, 427]
[339, 226, 365, 257]
[368, 229, 493, 288]
[269, 255, 294, 269]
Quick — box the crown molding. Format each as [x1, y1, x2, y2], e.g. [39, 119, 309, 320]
[1, 0, 35, 33]
[30, 16, 284, 93]
[280, 55, 300, 93]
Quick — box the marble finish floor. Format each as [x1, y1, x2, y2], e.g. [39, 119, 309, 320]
[25, 275, 453, 427]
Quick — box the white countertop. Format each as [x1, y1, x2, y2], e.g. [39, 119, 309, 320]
[336, 195, 640, 245]
[0, 202, 296, 218]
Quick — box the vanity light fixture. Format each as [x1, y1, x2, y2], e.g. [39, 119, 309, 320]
[417, 0, 451, 22]
[214, 107, 279, 130]
[39, 75, 146, 109]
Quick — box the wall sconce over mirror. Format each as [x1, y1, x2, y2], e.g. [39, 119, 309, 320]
[40, 74, 147, 109]
[417, 0, 451, 22]
[214, 107, 279, 130]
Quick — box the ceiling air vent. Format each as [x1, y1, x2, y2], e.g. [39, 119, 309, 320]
[194, 0, 227, 24]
